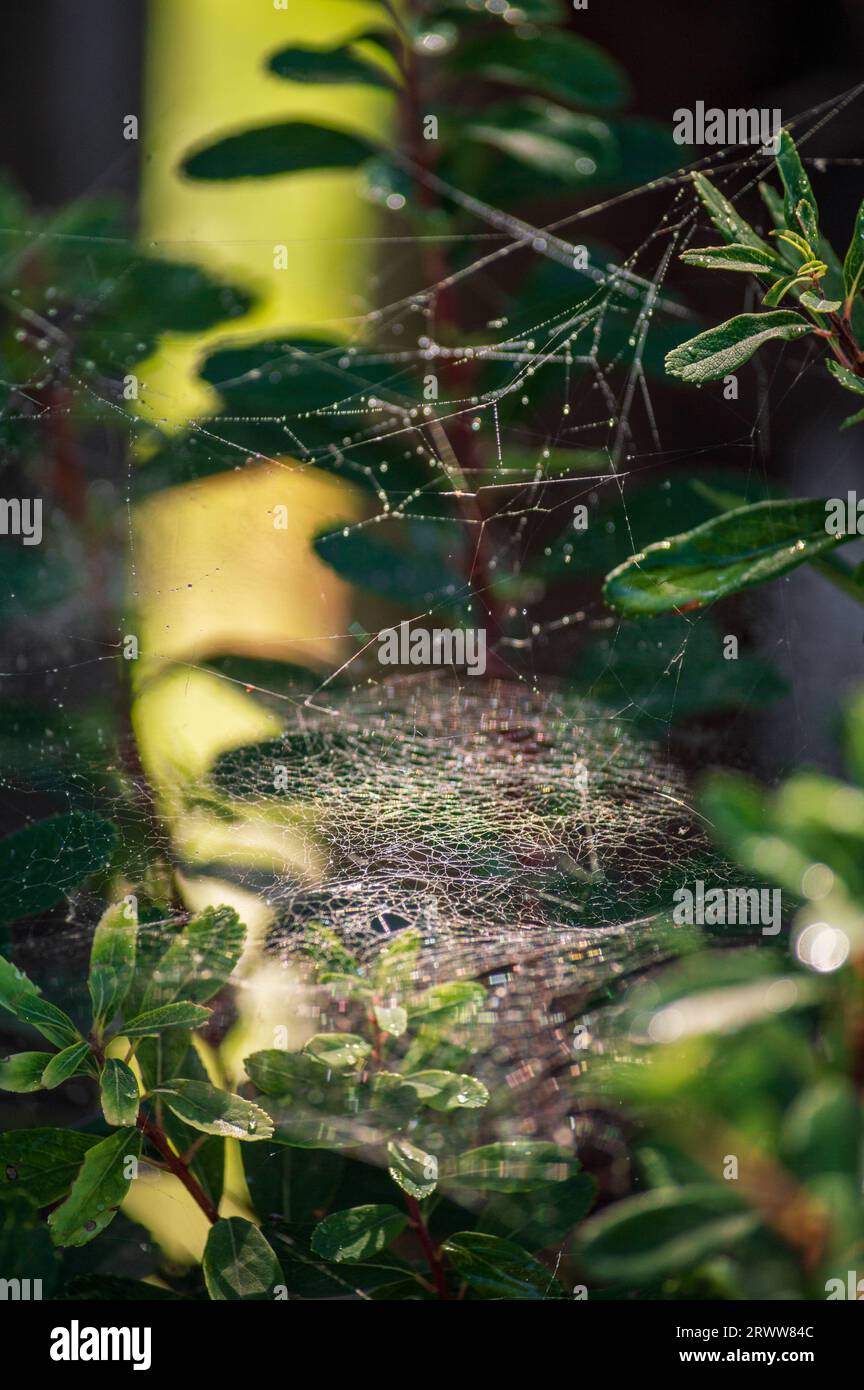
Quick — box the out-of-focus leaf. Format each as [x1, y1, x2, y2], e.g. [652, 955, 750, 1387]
[314, 525, 463, 607]
[604, 500, 848, 617]
[578, 1185, 759, 1281]
[781, 1078, 861, 1182]
[0, 813, 116, 925]
[303, 1033, 371, 1071]
[453, 32, 628, 110]
[182, 122, 378, 180]
[268, 43, 396, 89]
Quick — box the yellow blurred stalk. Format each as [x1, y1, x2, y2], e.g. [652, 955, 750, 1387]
[124, 0, 396, 1259]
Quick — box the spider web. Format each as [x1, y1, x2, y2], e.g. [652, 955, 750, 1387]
[3, 83, 862, 1145]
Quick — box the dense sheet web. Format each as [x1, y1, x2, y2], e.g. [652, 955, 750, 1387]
[3, 88, 862, 1140]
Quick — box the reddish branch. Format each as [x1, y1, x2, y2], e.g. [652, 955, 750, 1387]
[137, 1112, 220, 1225]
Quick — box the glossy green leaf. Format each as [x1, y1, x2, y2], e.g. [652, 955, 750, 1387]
[479, 1175, 597, 1250]
[387, 1137, 438, 1199]
[140, 905, 245, 1011]
[303, 1033, 371, 1071]
[182, 122, 378, 181]
[203, 1217, 283, 1300]
[88, 898, 137, 1030]
[268, 44, 395, 89]
[578, 1185, 759, 1281]
[0, 813, 116, 926]
[156, 1079, 273, 1141]
[453, 1141, 580, 1193]
[604, 499, 849, 617]
[692, 172, 772, 252]
[100, 1059, 140, 1127]
[121, 1001, 212, 1037]
[41, 1042, 93, 1090]
[775, 128, 818, 243]
[16, 996, 82, 1051]
[48, 1127, 141, 1248]
[442, 1231, 562, 1299]
[0, 954, 41, 1016]
[399, 1070, 489, 1111]
[0, 1051, 50, 1093]
[665, 310, 814, 382]
[311, 1204, 407, 1263]
[826, 358, 864, 396]
[680, 243, 781, 277]
[843, 198, 864, 312]
[0, 1129, 99, 1207]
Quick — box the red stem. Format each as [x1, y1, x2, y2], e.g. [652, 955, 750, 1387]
[405, 1195, 450, 1299]
[137, 1113, 219, 1225]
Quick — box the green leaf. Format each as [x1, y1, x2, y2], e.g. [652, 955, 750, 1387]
[267, 44, 395, 90]
[841, 406, 864, 431]
[679, 243, 781, 275]
[0, 813, 116, 925]
[603, 498, 849, 617]
[120, 1001, 212, 1037]
[826, 358, 864, 396]
[578, 1185, 759, 1281]
[453, 1141, 580, 1193]
[843, 198, 864, 312]
[244, 1049, 325, 1096]
[781, 1079, 861, 1182]
[0, 1051, 50, 1092]
[314, 527, 462, 608]
[48, 1127, 141, 1248]
[374, 1003, 407, 1037]
[399, 1070, 489, 1112]
[799, 291, 840, 313]
[140, 905, 245, 1011]
[203, 1217, 283, 1300]
[100, 1059, 140, 1127]
[664, 310, 814, 382]
[303, 1033, 371, 1071]
[387, 1137, 438, 1199]
[156, 1079, 273, 1141]
[182, 121, 378, 181]
[0, 1129, 100, 1207]
[0, 954, 41, 1015]
[692, 172, 772, 252]
[409, 980, 486, 1024]
[88, 898, 137, 1031]
[442, 1231, 562, 1299]
[478, 1175, 597, 1250]
[453, 32, 628, 110]
[775, 128, 819, 243]
[16, 995, 82, 1050]
[41, 1041, 93, 1090]
[311, 1204, 407, 1263]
